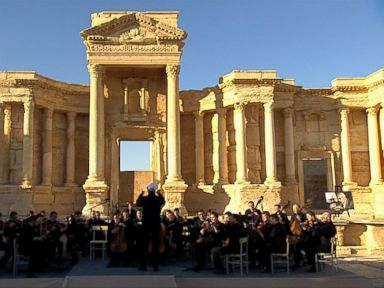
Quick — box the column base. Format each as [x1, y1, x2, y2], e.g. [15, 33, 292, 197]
[65, 182, 78, 187]
[235, 178, 250, 185]
[163, 180, 188, 215]
[21, 178, 32, 189]
[264, 179, 282, 188]
[369, 179, 383, 187]
[342, 181, 357, 188]
[83, 178, 110, 217]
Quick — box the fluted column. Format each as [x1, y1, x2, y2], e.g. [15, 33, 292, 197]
[41, 108, 53, 185]
[217, 108, 228, 184]
[340, 108, 356, 186]
[65, 112, 76, 186]
[21, 99, 34, 188]
[165, 64, 183, 183]
[85, 64, 106, 184]
[194, 111, 205, 185]
[234, 102, 248, 184]
[264, 102, 280, 186]
[283, 108, 296, 185]
[0, 103, 6, 184]
[367, 106, 383, 185]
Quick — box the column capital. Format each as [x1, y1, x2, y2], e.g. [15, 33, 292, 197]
[263, 101, 274, 112]
[282, 107, 293, 118]
[44, 107, 53, 118]
[193, 110, 204, 119]
[367, 106, 379, 116]
[87, 64, 104, 76]
[23, 98, 34, 114]
[234, 102, 246, 111]
[166, 64, 180, 80]
[67, 111, 76, 121]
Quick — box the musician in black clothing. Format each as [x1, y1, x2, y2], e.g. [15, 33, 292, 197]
[163, 210, 183, 258]
[305, 212, 336, 272]
[211, 212, 247, 273]
[136, 183, 165, 271]
[46, 211, 64, 263]
[244, 201, 262, 227]
[0, 211, 21, 269]
[193, 211, 224, 271]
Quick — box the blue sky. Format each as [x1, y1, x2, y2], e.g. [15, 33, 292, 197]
[1, 0, 383, 171]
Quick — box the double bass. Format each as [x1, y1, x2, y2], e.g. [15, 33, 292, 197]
[110, 218, 128, 254]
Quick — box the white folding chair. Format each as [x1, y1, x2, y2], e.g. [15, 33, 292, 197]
[89, 225, 109, 260]
[225, 236, 249, 275]
[13, 238, 29, 276]
[270, 236, 290, 274]
[315, 237, 338, 272]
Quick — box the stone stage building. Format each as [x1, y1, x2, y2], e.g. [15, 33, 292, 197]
[0, 11, 383, 253]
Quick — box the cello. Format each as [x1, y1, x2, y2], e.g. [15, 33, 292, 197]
[110, 216, 128, 255]
[148, 222, 166, 254]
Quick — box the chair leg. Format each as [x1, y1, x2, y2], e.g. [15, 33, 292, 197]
[240, 259, 243, 276]
[226, 256, 229, 274]
[270, 255, 274, 274]
[287, 259, 290, 275]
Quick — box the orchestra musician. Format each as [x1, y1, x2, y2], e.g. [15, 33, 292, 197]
[244, 200, 262, 227]
[136, 183, 165, 271]
[163, 209, 183, 259]
[193, 211, 224, 272]
[109, 213, 127, 267]
[0, 211, 21, 269]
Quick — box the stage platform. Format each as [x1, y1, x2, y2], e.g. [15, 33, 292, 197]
[0, 255, 383, 288]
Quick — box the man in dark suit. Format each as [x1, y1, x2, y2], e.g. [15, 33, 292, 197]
[136, 183, 165, 271]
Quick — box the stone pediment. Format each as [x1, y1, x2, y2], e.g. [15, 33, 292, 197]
[81, 13, 187, 47]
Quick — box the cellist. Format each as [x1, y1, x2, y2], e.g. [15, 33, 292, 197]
[109, 213, 127, 267]
[136, 183, 165, 271]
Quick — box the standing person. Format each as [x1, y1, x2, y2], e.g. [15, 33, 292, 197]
[136, 183, 165, 271]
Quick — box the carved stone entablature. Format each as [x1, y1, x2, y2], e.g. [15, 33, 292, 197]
[332, 85, 368, 93]
[81, 12, 187, 54]
[122, 78, 148, 122]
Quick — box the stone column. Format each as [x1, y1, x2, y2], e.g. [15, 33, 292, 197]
[367, 106, 383, 185]
[283, 108, 296, 185]
[163, 64, 187, 214]
[85, 64, 107, 185]
[264, 102, 281, 186]
[2, 105, 11, 184]
[194, 111, 205, 185]
[0, 103, 6, 184]
[165, 64, 183, 183]
[65, 112, 76, 186]
[217, 108, 228, 184]
[42, 108, 53, 185]
[83, 64, 108, 216]
[21, 98, 34, 188]
[234, 102, 248, 184]
[340, 108, 356, 186]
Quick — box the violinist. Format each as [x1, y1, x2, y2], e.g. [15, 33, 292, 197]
[136, 183, 165, 271]
[46, 211, 64, 263]
[193, 211, 224, 271]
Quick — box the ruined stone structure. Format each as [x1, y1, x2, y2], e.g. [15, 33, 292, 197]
[0, 11, 383, 254]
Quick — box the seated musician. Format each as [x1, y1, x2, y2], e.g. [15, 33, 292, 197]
[193, 211, 224, 271]
[211, 212, 247, 274]
[191, 210, 205, 242]
[305, 212, 336, 272]
[244, 201, 262, 227]
[46, 211, 64, 263]
[122, 209, 135, 266]
[299, 211, 320, 271]
[0, 211, 21, 269]
[133, 209, 145, 262]
[163, 210, 183, 258]
[258, 214, 289, 271]
[272, 204, 290, 225]
[290, 204, 307, 269]
[108, 213, 127, 266]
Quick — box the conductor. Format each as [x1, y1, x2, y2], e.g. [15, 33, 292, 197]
[136, 183, 165, 271]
